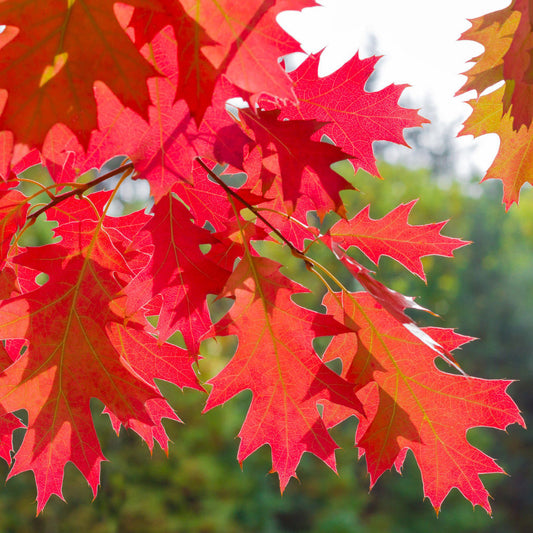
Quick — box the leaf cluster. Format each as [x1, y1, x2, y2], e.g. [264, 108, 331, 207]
[0, 0, 525, 514]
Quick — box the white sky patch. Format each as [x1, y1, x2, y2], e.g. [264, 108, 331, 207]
[278, 0, 511, 177]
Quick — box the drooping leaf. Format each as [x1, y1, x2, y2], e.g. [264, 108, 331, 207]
[322, 290, 524, 514]
[204, 255, 362, 490]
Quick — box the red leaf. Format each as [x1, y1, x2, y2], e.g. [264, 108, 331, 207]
[0, 218, 200, 510]
[124, 193, 231, 351]
[265, 54, 428, 176]
[240, 108, 352, 217]
[204, 256, 362, 490]
[325, 201, 469, 281]
[322, 291, 524, 513]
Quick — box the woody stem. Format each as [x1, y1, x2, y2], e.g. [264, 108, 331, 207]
[194, 157, 310, 265]
[28, 162, 135, 221]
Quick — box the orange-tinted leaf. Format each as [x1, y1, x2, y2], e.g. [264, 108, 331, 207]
[460, 85, 533, 208]
[322, 291, 524, 514]
[457, 7, 519, 97]
[0, 0, 157, 146]
[458, 0, 533, 131]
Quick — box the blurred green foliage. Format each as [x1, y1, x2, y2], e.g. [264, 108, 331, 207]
[1, 162, 531, 532]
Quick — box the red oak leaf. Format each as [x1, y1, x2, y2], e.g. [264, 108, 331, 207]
[203, 255, 362, 490]
[0, 219, 199, 510]
[325, 201, 469, 281]
[34, 27, 199, 201]
[240, 108, 352, 217]
[124, 193, 231, 351]
[322, 290, 524, 513]
[46, 191, 152, 277]
[240, 144, 321, 249]
[0, 0, 159, 147]
[265, 54, 428, 176]
[327, 241, 436, 328]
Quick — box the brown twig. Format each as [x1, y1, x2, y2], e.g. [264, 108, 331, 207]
[194, 157, 312, 265]
[28, 162, 135, 221]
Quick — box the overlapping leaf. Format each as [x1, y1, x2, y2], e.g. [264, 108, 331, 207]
[458, 0, 533, 205]
[322, 290, 524, 513]
[239, 108, 353, 217]
[0, 215, 200, 511]
[204, 255, 362, 489]
[124, 192, 231, 351]
[264, 54, 428, 176]
[459, 0, 533, 130]
[128, 0, 313, 121]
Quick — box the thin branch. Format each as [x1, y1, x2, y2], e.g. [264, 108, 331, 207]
[27, 162, 135, 221]
[194, 157, 310, 265]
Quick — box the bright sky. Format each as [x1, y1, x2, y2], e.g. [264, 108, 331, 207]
[278, 0, 511, 176]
